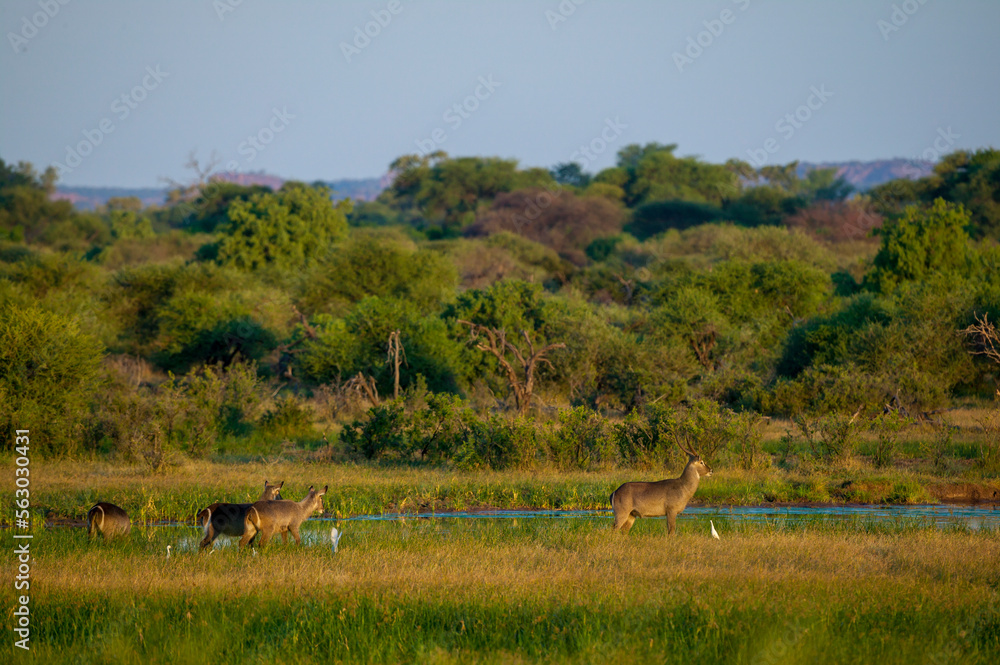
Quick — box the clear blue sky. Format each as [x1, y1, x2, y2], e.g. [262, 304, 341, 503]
[1, 0, 997, 187]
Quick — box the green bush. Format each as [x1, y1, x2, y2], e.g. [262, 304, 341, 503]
[799, 412, 860, 462]
[259, 395, 316, 440]
[732, 411, 768, 470]
[869, 411, 910, 469]
[214, 182, 351, 271]
[547, 406, 614, 470]
[0, 305, 103, 456]
[297, 229, 457, 315]
[865, 198, 975, 293]
[298, 297, 465, 395]
[625, 200, 725, 240]
[455, 414, 539, 470]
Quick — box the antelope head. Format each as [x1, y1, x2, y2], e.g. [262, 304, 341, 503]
[262, 479, 284, 501]
[676, 439, 713, 477]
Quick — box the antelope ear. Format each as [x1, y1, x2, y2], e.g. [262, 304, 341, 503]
[320, 485, 328, 495]
[278, 481, 284, 489]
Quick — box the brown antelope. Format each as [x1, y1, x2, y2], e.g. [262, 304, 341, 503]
[87, 502, 131, 539]
[197, 480, 283, 550]
[241, 485, 327, 548]
[610, 440, 712, 534]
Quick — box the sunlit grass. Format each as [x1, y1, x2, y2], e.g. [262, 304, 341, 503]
[11, 458, 1000, 526]
[7, 518, 999, 663]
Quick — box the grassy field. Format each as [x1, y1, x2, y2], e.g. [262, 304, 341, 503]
[12, 455, 1000, 527]
[6, 517, 999, 664]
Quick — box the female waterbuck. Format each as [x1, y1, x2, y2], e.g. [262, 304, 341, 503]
[610, 441, 712, 534]
[241, 485, 327, 548]
[197, 480, 283, 550]
[87, 502, 131, 539]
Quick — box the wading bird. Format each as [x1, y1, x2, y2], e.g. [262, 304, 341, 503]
[331, 527, 342, 553]
[710, 520, 720, 540]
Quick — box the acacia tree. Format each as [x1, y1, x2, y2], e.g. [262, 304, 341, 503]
[466, 188, 624, 265]
[458, 321, 565, 416]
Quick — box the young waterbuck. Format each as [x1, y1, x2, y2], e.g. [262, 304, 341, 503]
[197, 480, 283, 550]
[610, 440, 712, 534]
[87, 502, 131, 539]
[241, 485, 327, 548]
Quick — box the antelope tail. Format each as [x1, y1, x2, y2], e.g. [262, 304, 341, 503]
[198, 507, 212, 539]
[609, 489, 616, 509]
[246, 506, 261, 533]
[87, 504, 105, 537]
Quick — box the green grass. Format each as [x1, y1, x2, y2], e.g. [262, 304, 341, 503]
[15, 458, 1000, 527]
[9, 518, 1000, 664]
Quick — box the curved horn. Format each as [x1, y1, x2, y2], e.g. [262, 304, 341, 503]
[674, 438, 697, 458]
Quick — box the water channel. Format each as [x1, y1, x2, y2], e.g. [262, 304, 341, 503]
[162, 503, 999, 551]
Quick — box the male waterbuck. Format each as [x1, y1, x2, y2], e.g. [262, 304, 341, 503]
[610, 441, 712, 534]
[241, 485, 327, 548]
[197, 480, 283, 550]
[87, 502, 131, 539]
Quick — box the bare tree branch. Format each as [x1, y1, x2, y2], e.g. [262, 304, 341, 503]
[458, 320, 566, 416]
[960, 313, 1000, 365]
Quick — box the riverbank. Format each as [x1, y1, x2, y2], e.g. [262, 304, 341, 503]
[11, 459, 1000, 525]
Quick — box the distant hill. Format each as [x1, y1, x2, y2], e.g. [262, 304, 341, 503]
[324, 174, 394, 202]
[797, 159, 934, 191]
[53, 173, 388, 210]
[51, 186, 168, 210]
[210, 171, 285, 190]
[51, 160, 934, 210]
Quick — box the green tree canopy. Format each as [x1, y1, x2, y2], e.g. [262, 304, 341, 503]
[213, 182, 350, 270]
[297, 296, 464, 394]
[298, 229, 458, 315]
[864, 198, 974, 293]
[611, 143, 739, 207]
[0, 158, 78, 244]
[382, 153, 556, 237]
[869, 149, 1000, 239]
[0, 305, 103, 456]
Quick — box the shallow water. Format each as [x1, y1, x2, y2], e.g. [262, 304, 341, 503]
[54, 503, 1000, 552]
[319, 503, 1000, 529]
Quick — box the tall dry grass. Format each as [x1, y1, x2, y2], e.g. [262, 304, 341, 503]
[8, 518, 999, 663]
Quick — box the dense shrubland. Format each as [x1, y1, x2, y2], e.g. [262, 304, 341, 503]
[2, 146, 999, 476]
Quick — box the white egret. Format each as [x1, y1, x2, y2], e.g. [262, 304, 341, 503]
[710, 520, 720, 540]
[166, 545, 172, 558]
[331, 527, 342, 553]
